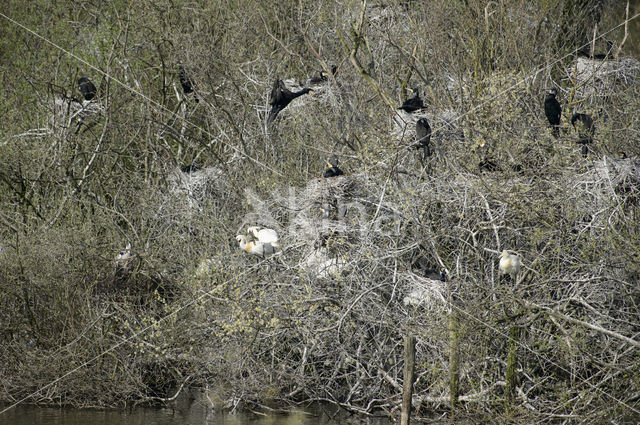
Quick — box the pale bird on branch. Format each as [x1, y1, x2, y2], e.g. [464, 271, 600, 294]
[499, 250, 521, 280]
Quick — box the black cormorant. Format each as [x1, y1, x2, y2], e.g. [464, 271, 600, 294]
[78, 77, 97, 101]
[178, 66, 199, 102]
[324, 157, 344, 178]
[414, 117, 432, 157]
[179, 67, 193, 94]
[267, 78, 313, 125]
[544, 88, 561, 138]
[304, 65, 338, 85]
[570, 113, 595, 157]
[398, 88, 424, 113]
[303, 70, 328, 86]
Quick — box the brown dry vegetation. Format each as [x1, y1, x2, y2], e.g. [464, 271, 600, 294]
[1, 0, 640, 422]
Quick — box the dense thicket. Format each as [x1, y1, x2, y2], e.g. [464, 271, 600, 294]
[1, 0, 639, 422]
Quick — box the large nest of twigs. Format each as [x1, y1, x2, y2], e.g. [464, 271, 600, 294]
[302, 174, 364, 205]
[294, 175, 367, 260]
[401, 272, 448, 311]
[572, 57, 640, 98]
[589, 156, 640, 208]
[49, 97, 103, 132]
[232, 174, 368, 276]
[166, 166, 225, 208]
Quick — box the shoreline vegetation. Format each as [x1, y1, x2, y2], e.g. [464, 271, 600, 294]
[1, 0, 640, 422]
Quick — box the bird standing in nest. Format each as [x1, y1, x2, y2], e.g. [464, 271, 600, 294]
[247, 226, 279, 249]
[398, 87, 424, 113]
[236, 234, 277, 257]
[303, 70, 328, 86]
[267, 78, 313, 125]
[570, 113, 595, 158]
[78, 77, 97, 101]
[303, 65, 337, 86]
[324, 157, 344, 178]
[544, 88, 562, 139]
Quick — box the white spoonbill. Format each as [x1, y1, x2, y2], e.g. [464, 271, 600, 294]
[236, 235, 277, 257]
[246, 226, 279, 248]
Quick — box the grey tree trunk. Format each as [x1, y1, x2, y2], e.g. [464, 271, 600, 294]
[505, 326, 520, 406]
[401, 335, 416, 425]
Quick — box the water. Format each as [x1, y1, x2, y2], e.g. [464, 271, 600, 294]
[0, 404, 393, 425]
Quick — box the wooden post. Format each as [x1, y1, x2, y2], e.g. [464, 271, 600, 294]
[505, 326, 520, 406]
[449, 310, 460, 410]
[401, 335, 416, 425]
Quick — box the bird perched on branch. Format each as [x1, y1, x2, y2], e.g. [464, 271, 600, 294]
[179, 66, 193, 94]
[570, 113, 595, 157]
[414, 117, 432, 158]
[499, 250, 521, 281]
[398, 87, 424, 113]
[178, 65, 199, 102]
[544, 88, 561, 138]
[267, 78, 313, 125]
[78, 77, 97, 101]
[323, 157, 344, 178]
[114, 242, 133, 278]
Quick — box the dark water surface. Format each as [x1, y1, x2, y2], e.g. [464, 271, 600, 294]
[0, 404, 393, 425]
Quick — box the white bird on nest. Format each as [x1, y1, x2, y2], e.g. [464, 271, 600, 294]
[499, 250, 521, 280]
[246, 226, 279, 248]
[236, 235, 277, 257]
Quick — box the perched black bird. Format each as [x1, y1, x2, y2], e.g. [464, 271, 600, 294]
[178, 66, 194, 94]
[324, 157, 344, 178]
[398, 88, 424, 113]
[178, 66, 199, 102]
[544, 88, 561, 138]
[414, 117, 432, 158]
[570, 113, 594, 142]
[267, 78, 313, 125]
[570, 113, 595, 157]
[78, 77, 97, 101]
[424, 268, 446, 282]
